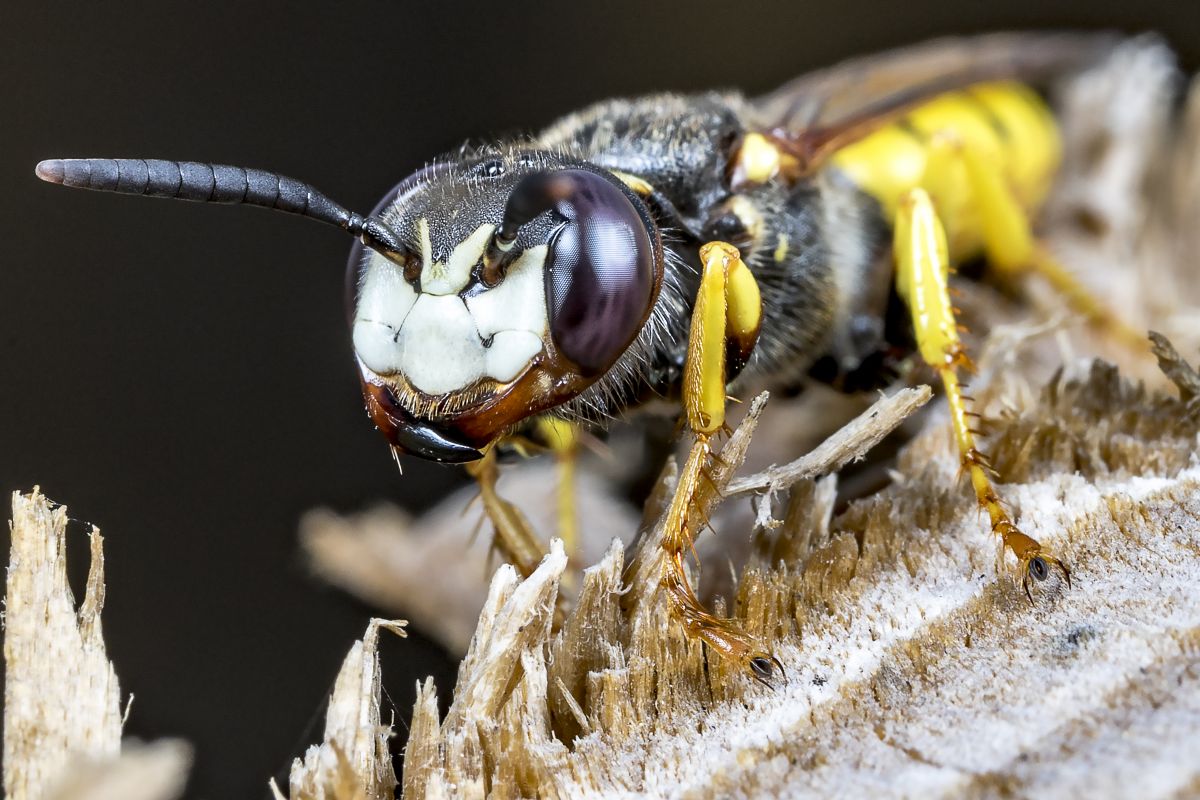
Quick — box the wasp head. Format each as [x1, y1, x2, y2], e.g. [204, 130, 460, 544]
[33, 151, 664, 464]
[348, 151, 665, 462]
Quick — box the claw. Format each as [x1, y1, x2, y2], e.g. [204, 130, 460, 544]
[747, 653, 788, 690]
[1019, 548, 1072, 605]
[665, 567, 784, 688]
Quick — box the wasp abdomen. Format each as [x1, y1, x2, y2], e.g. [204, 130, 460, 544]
[831, 82, 1060, 261]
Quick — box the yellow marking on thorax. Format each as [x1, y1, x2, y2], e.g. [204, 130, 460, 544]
[830, 82, 1060, 262]
[610, 170, 655, 196]
[735, 133, 791, 184]
[773, 233, 789, 263]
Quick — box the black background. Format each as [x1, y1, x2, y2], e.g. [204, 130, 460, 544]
[2, 2, 1196, 797]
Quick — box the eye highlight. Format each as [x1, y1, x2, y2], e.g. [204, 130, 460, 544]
[506, 169, 658, 376]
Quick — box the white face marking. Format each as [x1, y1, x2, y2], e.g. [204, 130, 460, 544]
[465, 245, 549, 339]
[486, 330, 543, 383]
[351, 254, 418, 375]
[416, 217, 433, 274]
[395, 294, 485, 395]
[421, 222, 494, 296]
[352, 238, 551, 396]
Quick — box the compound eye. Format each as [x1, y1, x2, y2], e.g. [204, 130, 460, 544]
[534, 170, 658, 375]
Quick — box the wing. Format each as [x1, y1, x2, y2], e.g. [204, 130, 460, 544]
[749, 32, 1119, 176]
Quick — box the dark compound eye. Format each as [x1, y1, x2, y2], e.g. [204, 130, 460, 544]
[510, 169, 657, 375]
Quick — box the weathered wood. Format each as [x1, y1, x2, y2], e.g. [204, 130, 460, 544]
[4, 490, 190, 800]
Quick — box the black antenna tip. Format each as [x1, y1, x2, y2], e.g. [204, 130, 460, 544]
[35, 159, 65, 184]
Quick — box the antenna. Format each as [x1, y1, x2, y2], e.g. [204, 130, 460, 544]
[35, 158, 410, 264]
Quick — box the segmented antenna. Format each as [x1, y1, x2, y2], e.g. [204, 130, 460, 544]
[34, 158, 409, 263]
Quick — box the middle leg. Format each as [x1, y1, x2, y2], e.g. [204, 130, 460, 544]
[895, 188, 1071, 601]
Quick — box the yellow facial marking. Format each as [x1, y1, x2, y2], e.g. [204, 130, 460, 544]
[420, 222, 495, 295]
[416, 217, 433, 273]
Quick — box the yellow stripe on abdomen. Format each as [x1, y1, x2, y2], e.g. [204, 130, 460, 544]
[830, 81, 1061, 262]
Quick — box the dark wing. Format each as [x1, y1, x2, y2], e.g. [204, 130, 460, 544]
[749, 32, 1118, 175]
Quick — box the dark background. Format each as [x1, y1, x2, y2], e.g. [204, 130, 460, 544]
[1, 1, 1195, 797]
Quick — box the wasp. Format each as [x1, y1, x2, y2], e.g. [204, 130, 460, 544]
[37, 33, 1128, 685]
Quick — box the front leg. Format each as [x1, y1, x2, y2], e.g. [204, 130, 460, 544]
[533, 417, 581, 565]
[465, 448, 548, 579]
[664, 241, 783, 686]
[463, 415, 585, 578]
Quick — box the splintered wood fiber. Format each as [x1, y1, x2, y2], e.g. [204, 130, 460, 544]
[397, 357, 1200, 800]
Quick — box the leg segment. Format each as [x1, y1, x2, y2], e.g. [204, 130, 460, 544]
[896, 189, 1070, 600]
[465, 417, 584, 577]
[948, 134, 1146, 350]
[534, 416, 581, 563]
[683, 242, 762, 434]
[465, 449, 547, 579]
[668, 242, 782, 685]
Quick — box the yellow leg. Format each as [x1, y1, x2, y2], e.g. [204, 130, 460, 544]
[465, 417, 584, 576]
[896, 189, 1070, 601]
[684, 242, 763, 435]
[465, 449, 546, 579]
[535, 416, 580, 563]
[951, 136, 1146, 351]
[667, 241, 782, 686]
